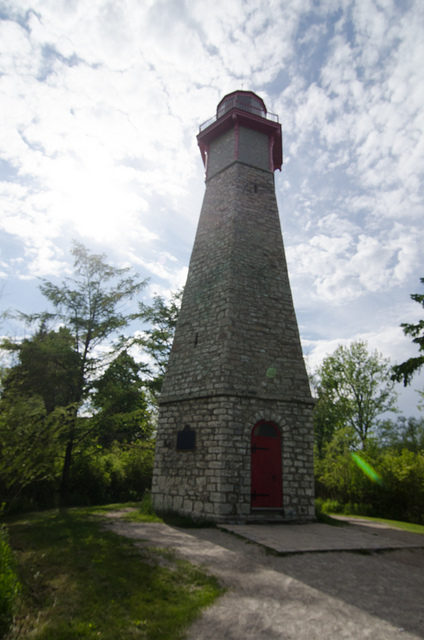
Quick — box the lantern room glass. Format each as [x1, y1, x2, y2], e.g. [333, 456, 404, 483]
[217, 93, 266, 119]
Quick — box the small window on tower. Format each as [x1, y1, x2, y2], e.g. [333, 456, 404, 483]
[177, 425, 196, 450]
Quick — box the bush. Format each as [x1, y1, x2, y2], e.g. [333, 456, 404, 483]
[0, 525, 20, 637]
[68, 440, 155, 506]
[342, 502, 374, 516]
[378, 449, 424, 523]
[315, 442, 424, 524]
[317, 498, 344, 514]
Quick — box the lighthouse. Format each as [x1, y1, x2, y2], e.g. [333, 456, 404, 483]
[152, 91, 315, 522]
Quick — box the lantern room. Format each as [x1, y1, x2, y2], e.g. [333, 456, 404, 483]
[217, 90, 267, 119]
[197, 90, 282, 177]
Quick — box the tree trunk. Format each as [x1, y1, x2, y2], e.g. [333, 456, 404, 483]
[59, 410, 77, 507]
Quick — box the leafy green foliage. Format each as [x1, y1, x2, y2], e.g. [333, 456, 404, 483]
[0, 326, 84, 510]
[8, 242, 148, 505]
[378, 448, 424, 523]
[0, 525, 20, 637]
[1, 326, 81, 413]
[38, 242, 147, 381]
[6, 510, 222, 639]
[0, 395, 70, 510]
[68, 441, 155, 506]
[313, 340, 424, 523]
[313, 340, 397, 447]
[137, 290, 182, 399]
[312, 376, 349, 458]
[392, 276, 424, 386]
[315, 431, 424, 524]
[377, 416, 424, 452]
[92, 351, 153, 445]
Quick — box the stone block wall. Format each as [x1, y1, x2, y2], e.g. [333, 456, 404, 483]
[207, 128, 235, 178]
[160, 161, 311, 405]
[237, 126, 269, 171]
[152, 394, 315, 522]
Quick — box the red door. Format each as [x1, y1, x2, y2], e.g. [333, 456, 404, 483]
[251, 421, 282, 509]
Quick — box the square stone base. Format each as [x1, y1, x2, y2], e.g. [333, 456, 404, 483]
[152, 395, 315, 523]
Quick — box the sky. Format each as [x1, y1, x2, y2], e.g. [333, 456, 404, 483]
[1, 0, 423, 417]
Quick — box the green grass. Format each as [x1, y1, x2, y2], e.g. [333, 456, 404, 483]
[120, 493, 214, 528]
[4, 507, 223, 639]
[330, 513, 424, 535]
[0, 525, 20, 637]
[315, 510, 347, 527]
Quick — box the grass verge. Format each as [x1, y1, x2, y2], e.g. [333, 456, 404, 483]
[0, 525, 20, 637]
[121, 493, 214, 528]
[4, 508, 222, 639]
[329, 513, 424, 535]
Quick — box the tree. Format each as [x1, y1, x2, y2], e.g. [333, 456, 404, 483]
[377, 416, 424, 452]
[0, 327, 82, 510]
[314, 341, 398, 447]
[392, 276, 424, 386]
[136, 289, 182, 399]
[13, 242, 147, 504]
[91, 351, 152, 446]
[1, 324, 81, 413]
[0, 395, 68, 509]
[311, 376, 348, 459]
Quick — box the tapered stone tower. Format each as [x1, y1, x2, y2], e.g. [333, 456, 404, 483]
[152, 91, 315, 522]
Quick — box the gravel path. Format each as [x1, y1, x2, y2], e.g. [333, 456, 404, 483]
[102, 514, 424, 639]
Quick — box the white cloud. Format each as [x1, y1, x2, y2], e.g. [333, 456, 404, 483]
[1, 0, 423, 416]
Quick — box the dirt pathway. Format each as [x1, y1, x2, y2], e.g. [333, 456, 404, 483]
[102, 515, 424, 639]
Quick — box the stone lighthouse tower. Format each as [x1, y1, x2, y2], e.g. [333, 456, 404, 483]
[152, 90, 315, 522]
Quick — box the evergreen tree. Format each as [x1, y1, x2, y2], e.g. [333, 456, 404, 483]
[2, 324, 81, 413]
[92, 351, 152, 446]
[136, 289, 182, 399]
[392, 276, 424, 387]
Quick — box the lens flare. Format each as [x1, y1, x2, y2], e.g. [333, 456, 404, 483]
[266, 367, 277, 378]
[351, 452, 383, 485]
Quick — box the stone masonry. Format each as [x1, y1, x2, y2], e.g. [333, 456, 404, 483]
[152, 91, 315, 523]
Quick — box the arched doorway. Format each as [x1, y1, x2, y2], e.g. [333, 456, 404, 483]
[251, 420, 282, 509]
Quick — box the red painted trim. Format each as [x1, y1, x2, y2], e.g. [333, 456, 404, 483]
[198, 140, 207, 168]
[269, 134, 274, 172]
[197, 109, 282, 172]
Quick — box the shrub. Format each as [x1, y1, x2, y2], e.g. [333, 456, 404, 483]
[378, 449, 424, 523]
[342, 502, 373, 516]
[68, 440, 155, 506]
[316, 441, 424, 524]
[319, 499, 344, 514]
[0, 525, 20, 636]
